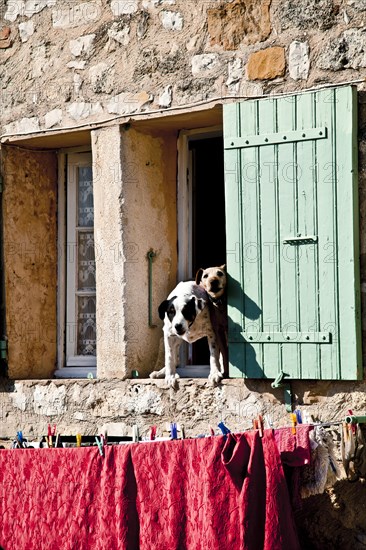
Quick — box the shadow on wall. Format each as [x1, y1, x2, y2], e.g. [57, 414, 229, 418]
[294, 478, 366, 549]
[227, 273, 264, 378]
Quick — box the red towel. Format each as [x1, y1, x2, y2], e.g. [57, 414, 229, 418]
[0, 434, 300, 550]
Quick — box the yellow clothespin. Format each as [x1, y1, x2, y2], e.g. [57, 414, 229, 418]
[76, 433, 82, 447]
[290, 413, 297, 435]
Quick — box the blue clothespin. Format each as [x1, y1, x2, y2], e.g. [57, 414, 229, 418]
[95, 436, 104, 456]
[295, 408, 303, 424]
[16, 431, 24, 448]
[218, 422, 231, 436]
[170, 422, 178, 440]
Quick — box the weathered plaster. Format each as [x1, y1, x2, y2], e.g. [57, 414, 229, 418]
[2, 147, 57, 378]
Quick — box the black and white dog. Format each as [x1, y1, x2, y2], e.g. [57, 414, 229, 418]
[150, 280, 223, 388]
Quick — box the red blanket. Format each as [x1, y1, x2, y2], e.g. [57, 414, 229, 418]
[0, 432, 300, 550]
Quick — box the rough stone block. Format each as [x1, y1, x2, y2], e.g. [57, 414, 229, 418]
[277, 0, 337, 31]
[247, 47, 286, 80]
[317, 29, 366, 70]
[69, 34, 95, 57]
[191, 53, 219, 77]
[67, 102, 103, 121]
[89, 62, 114, 94]
[19, 20, 34, 43]
[44, 108, 63, 129]
[289, 41, 310, 80]
[25, 0, 54, 18]
[4, 0, 24, 22]
[159, 85, 173, 108]
[107, 23, 130, 46]
[0, 38, 12, 49]
[0, 28, 11, 40]
[226, 58, 243, 93]
[207, 0, 271, 50]
[161, 10, 183, 31]
[4, 117, 40, 135]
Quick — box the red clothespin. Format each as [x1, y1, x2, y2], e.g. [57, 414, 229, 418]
[48, 424, 56, 447]
[149, 426, 157, 441]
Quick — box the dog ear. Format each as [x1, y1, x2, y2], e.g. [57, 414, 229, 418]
[195, 268, 204, 285]
[220, 264, 226, 272]
[158, 299, 169, 320]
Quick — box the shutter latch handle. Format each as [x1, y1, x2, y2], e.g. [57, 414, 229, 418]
[271, 372, 292, 413]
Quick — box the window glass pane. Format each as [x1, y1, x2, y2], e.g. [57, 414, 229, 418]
[78, 166, 94, 227]
[78, 231, 96, 290]
[77, 296, 96, 356]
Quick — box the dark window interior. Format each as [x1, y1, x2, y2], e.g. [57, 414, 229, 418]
[189, 136, 226, 365]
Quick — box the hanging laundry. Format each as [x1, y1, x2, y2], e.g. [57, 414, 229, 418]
[272, 424, 312, 509]
[341, 422, 366, 482]
[300, 425, 343, 497]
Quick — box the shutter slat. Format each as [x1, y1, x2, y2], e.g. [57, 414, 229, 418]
[277, 95, 301, 378]
[296, 92, 320, 378]
[335, 86, 362, 379]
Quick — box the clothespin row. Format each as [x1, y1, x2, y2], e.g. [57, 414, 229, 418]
[252, 415, 264, 437]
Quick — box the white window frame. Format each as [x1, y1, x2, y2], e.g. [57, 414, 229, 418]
[55, 148, 97, 379]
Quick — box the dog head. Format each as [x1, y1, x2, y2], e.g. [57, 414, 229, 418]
[195, 264, 227, 300]
[158, 287, 206, 337]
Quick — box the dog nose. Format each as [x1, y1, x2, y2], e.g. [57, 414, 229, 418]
[210, 280, 220, 291]
[174, 323, 185, 335]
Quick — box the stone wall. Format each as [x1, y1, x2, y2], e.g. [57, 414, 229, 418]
[0, 0, 366, 135]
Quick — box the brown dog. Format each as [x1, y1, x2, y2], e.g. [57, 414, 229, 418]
[195, 264, 228, 377]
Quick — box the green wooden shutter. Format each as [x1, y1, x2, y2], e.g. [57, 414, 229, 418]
[224, 85, 362, 380]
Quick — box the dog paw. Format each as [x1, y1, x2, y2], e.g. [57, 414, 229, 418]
[208, 371, 223, 386]
[165, 373, 180, 389]
[149, 370, 165, 379]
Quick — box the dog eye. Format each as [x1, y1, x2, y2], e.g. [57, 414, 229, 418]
[203, 274, 208, 278]
[217, 271, 224, 276]
[168, 306, 175, 315]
